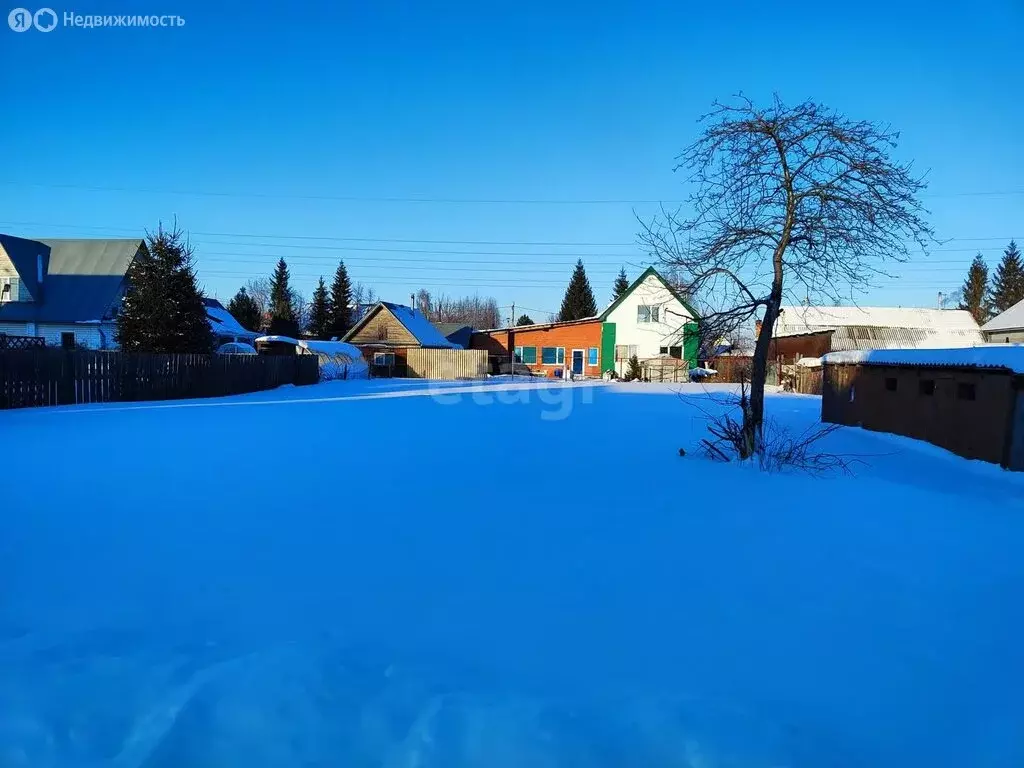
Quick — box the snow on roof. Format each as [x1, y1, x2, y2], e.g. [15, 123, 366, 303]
[205, 299, 260, 339]
[776, 305, 983, 350]
[379, 302, 456, 347]
[982, 297, 1024, 333]
[297, 339, 364, 360]
[822, 346, 1024, 374]
[255, 335, 300, 345]
[796, 356, 823, 367]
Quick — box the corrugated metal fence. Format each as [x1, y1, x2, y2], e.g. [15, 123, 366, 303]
[0, 350, 319, 410]
[406, 348, 488, 380]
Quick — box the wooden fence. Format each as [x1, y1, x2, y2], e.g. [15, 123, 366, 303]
[0, 350, 319, 410]
[406, 348, 489, 380]
[0, 334, 45, 351]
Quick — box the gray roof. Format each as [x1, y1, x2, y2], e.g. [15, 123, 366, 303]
[982, 298, 1024, 333]
[0, 236, 142, 323]
[434, 322, 473, 348]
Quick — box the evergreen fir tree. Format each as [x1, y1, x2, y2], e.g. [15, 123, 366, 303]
[958, 253, 990, 324]
[558, 259, 598, 321]
[624, 354, 643, 382]
[117, 225, 213, 354]
[329, 260, 354, 339]
[227, 286, 263, 332]
[307, 277, 331, 339]
[515, 314, 534, 326]
[612, 267, 630, 301]
[268, 258, 299, 337]
[990, 240, 1024, 313]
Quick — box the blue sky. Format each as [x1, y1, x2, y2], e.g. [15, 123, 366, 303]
[1, 0, 1022, 321]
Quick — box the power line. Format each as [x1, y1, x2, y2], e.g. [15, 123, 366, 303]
[2, 180, 1024, 203]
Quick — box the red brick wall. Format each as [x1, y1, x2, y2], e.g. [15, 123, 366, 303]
[471, 321, 603, 376]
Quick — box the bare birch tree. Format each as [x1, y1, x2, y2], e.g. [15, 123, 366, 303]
[639, 96, 934, 458]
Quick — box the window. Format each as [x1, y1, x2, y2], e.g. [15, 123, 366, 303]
[668, 345, 682, 359]
[659, 346, 668, 355]
[541, 346, 564, 365]
[519, 346, 537, 364]
[587, 347, 599, 366]
[637, 304, 660, 323]
[61, 332, 75, 349]
[884, 377, 897, 392]
[615, 344, 637, 361]
[514, 346, 523, 363]
[919, 379, 935, 396]
[373, 352, 395, 366]
[957, 382, 976, 401]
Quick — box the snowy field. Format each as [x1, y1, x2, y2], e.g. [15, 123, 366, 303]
[2, 379, 1024, 767]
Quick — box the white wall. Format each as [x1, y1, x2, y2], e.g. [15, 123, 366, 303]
[985, 330, 1024, 344]
[0, 322, 117, 349]
[604, 274, 694, 359]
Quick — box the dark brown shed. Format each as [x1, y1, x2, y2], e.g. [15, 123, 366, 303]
[821, 348, 1024, 470]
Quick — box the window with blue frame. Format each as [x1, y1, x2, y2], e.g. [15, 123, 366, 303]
[541, 346, 565, 365]
[587, 347, 599, 366]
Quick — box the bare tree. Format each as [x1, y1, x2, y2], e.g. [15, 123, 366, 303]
[426, 293, 500, 328]
[639, 96, 934, 458]
[244, 277, 271, 320]
[416, 289, 433, 315]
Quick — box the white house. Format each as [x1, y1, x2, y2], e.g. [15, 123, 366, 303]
[601, 266, 699, 366]
[981, 298, 1024, 343]
[0, 234, 144, 349]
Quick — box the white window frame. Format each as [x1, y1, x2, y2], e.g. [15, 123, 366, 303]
[540, 346, 565, 366]
[637, 304, 660, 324]
[373, 352, 395, 366]
[587, 346, 599, 366]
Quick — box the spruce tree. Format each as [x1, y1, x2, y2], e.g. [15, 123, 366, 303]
[329, 260, 354, 339]
[612, 267, 630, 301]
[227, 286, 263, 332]
[624, 354, 643, 382]
[117, 225, 213, 354]
[558, 259, 598, 321]
[958, 253, 990, 324]
[268, 258, 299, 337]
[307, 277, 331, 339]
[515, 314, 534, 326]
[990, 240, 1024, 313]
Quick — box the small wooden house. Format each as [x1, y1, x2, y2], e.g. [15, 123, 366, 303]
[342, 301, 456, 377]
[822, 348, 1024, 470]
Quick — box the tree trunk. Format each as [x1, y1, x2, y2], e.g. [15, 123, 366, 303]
[742, 287, 782, 458]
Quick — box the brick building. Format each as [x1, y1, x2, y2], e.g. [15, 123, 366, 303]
[471, 267, 700, 377]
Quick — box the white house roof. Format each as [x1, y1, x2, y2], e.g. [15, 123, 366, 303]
[775, 305, 984, 350]
[982, 297, 1024, 333]
[823, 346, 1024, 374]
[204, 298, 259, 340]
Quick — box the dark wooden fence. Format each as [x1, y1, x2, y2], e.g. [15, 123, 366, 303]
[0, 350, 319, 410]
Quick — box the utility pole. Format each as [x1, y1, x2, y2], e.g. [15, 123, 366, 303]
[509, 302, 515, 379]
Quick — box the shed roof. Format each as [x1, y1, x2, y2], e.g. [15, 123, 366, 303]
[823, 346, 1024, 374]
[204, 297, 259, 340]
[982, 297, 1024, 333]
[776, 305, 984, 350]
[0, 236, 142, 323]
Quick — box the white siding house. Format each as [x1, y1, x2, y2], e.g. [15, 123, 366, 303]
[0, 235, 142, 349]
[602, 268, 698, 363]
[982, 298, 1024, 343]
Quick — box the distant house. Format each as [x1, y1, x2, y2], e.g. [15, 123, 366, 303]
[205, 298, 260, 348]
[0, 234, 144, 349]
[343, 301, 455, 375]
[433, 323, 473, 349]
[771, 305, 984, 363]
[981, 299, 1024, 343]
[471, 266, 700, 377]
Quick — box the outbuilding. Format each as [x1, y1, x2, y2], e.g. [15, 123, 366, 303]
[821, 347, 1024, 470]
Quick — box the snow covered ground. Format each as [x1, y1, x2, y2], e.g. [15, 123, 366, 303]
[2, 380, 1023, 767]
